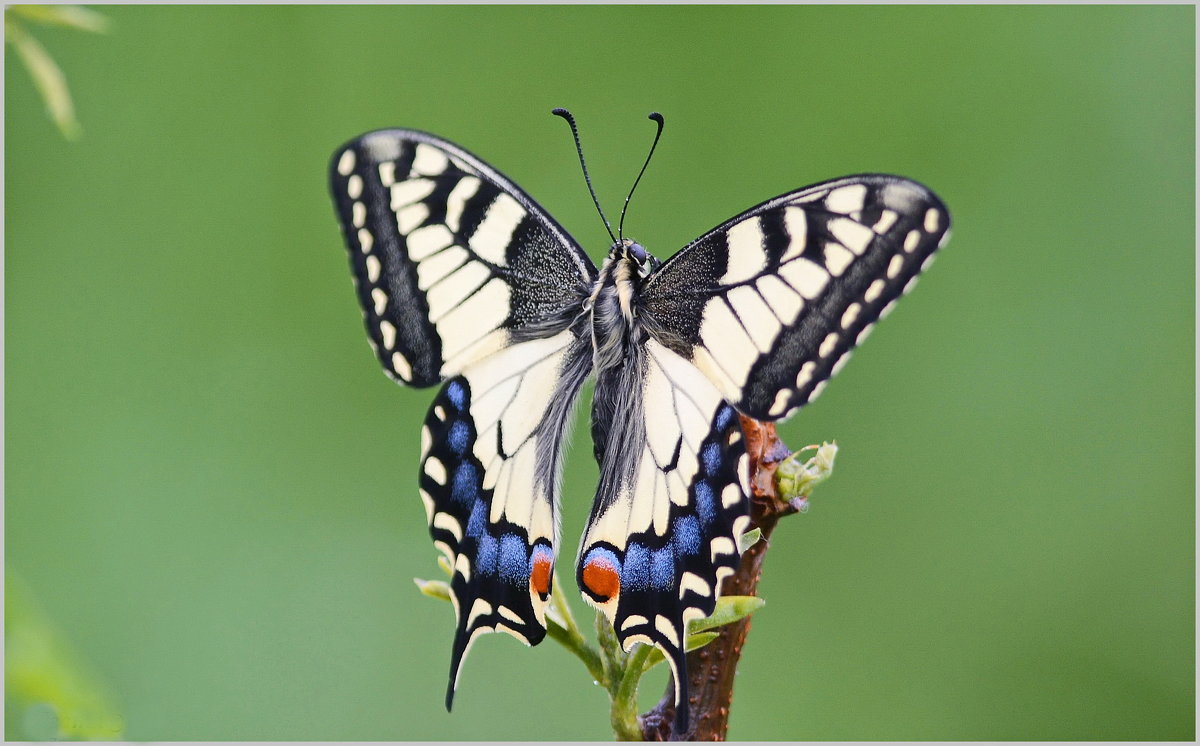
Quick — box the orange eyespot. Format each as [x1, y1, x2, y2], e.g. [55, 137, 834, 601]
[582, 557, 621, 601]
[530, 553, 553, 597]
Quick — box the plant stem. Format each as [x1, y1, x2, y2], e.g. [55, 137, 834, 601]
[551, 568, 582, 636]
[609, 643, 653, 740]
[545, 573, 606, 684]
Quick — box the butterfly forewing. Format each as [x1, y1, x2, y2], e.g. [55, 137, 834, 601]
[641, 175, 950, 421]
[329, 129, 597, 385]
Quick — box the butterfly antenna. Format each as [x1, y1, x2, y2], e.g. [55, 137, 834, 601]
[552, 107, 616, 244]
[618, 112, 665, 242]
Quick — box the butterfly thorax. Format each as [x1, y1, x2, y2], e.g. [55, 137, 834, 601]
[590, 239, 660, 373]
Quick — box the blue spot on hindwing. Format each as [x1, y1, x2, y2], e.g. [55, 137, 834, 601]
[445, 380, 466, 411]
[714, 404, 734, 433]
[532, 543, 554, 560]
[622, 543, 650, 591]
[672, 515, 701, 558]
[583, 545, 620, 571]
[694, 480, 717, 526]
[650, 546, 674, 590]
[498, 534, 529, 585]
[700, 442, 722, 477]
[451, 462, 479, 507]
[466, 496, 487, 538]
[475, 531, 497, 576]
[447, 421, 470, 455]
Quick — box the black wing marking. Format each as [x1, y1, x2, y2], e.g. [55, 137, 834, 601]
[330, 130, 598, 386]
[421, 328, 592, 710]
[578, 338, 750, 733]
[641, 175, 950, 420]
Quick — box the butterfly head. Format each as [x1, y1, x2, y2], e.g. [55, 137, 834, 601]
[614, 238, 660, 279]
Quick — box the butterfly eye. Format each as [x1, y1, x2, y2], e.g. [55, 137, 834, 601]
[628, 242, 648, 263]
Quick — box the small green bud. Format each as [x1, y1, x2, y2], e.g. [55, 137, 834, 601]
[776, 441, 838, 504]
[738, 527, 763, 554]
[413, 577, 451, 602]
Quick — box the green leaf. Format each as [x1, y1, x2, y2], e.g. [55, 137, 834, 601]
[690, 595, 765, 635]
[543, 615, 606, 686]
[6, 570, 125, 739]
[5, 20, 81, 140]
[5, 6, 111, 140]
[638, 632, 720, 672]
[738, 527, 763, 553]
[413, 577, 451, 602]
[7, 5, 111, 33]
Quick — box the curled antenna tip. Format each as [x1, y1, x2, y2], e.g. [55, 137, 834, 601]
[618, 110, 666, 240]
[552, 108, 615, 243]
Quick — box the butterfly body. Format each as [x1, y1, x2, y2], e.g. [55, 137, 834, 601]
[588, 239, 652, 370]
[329, 126, 949, 731]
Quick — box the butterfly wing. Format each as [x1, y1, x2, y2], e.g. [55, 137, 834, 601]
[578, 338, 751, 732]
[423, 330, 592, 708]
[329, 130, 598, 707]
[330, 129, 597, 385]
[641, 175, 950, 420]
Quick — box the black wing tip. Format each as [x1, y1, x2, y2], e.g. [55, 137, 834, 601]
[446, 621, 471, 714]
[673, 698, 690, 733]
[826, 173, 951, 234]
[329, 128, 448, 171]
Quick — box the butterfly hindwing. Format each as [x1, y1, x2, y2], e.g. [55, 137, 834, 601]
[422, 329, 592, 708]
[578, 338, 751, 732]
[329, 129, 597, 386]
[642, 175, 950, 420]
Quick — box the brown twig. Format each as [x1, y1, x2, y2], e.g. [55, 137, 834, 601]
[639, 416, 799, 741]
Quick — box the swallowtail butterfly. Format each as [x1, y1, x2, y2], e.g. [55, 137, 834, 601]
[329, 113, 949, 731]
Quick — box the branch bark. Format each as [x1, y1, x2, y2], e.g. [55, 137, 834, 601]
[639, 416, 801, 741]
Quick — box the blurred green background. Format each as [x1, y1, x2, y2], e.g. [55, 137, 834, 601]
[5, 5, 1193, 741]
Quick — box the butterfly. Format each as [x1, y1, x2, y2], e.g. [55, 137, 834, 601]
[328, 111, 949, 732]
